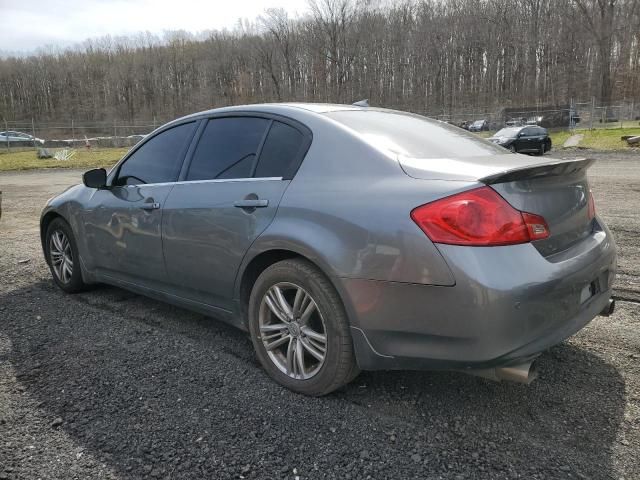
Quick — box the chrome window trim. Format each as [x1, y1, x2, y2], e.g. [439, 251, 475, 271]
[174, 177, 283, 186]
[117, 177, 284, 188]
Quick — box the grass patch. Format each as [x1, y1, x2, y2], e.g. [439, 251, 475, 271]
[548, 130, 573, 148]
[571, 127, 640, 150]
[0, 147, 129, 172]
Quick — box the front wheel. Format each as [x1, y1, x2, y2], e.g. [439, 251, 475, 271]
[248, 259, 359, 396]
[45, 217, 87, 293]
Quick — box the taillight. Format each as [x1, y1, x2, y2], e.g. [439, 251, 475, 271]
[410, 186, 549, 246]
[587, 190, 596, 219]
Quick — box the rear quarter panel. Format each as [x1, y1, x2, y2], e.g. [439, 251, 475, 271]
[239, 116, 476, 304]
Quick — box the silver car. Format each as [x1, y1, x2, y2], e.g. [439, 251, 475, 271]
[1, 130, 45, 145]
[40, 103, 617, 395]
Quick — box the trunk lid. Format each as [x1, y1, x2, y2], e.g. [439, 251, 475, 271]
[400, 155, 596, 256]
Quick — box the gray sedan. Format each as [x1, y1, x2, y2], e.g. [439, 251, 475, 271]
[40, 103, 617, 395]
[1, 130, 44, 145]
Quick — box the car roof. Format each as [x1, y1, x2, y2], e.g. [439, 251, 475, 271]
[183, 102, 361, 117]
[167, 103, 403, 127]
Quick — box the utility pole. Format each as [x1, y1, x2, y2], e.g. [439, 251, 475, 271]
[31, 118, 36, 149]
[589, 97, 595, 130]
[71, 119, 75, 148]
[4, 119, 9, 152]
[569, 98, 574, 131]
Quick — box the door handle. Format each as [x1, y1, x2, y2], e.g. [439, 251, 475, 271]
[140, 202, 161, 210]
[234, 199, 269, 208]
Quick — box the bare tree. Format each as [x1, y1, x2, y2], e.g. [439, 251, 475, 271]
[0, 0, 638, 124]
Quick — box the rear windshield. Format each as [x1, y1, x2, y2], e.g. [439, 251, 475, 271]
[326, 110, 506, 158]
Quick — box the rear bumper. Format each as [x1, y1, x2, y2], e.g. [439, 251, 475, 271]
[341, 221, 617, 371]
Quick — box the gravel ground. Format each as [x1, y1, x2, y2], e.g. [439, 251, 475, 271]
[0, 151, 639, 479]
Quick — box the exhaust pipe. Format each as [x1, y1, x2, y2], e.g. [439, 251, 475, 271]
[494, 362, 538, 384]
[599, 298, 615, 317]
[467, 360, 538, 384]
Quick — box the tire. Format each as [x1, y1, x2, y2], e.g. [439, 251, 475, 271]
[508, 144, 516, 153]
[248, 259, 359, 396]
[45, 217, 87, 293]
[537, 143, 545, 156]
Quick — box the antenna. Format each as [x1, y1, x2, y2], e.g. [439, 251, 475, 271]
[352, 99, 369, 107]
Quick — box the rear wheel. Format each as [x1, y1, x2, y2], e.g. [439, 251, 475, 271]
[248, 259, 359, 396]
[45, 218, 87, 293]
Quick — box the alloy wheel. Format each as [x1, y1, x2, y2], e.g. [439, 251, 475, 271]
[49, 230, 74, 284]
[258, 282, 327, 380]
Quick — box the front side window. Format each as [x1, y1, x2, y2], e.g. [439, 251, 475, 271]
[186, 117, 270, 181]
[115, 122, 196, 186]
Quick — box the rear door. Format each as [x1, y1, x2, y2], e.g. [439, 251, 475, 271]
[162, 116, 311, 310]
[83, 121, 197, 284]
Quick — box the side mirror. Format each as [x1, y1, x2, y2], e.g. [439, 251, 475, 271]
[518, 132, 526, 137]
[83, 168, 107, 189]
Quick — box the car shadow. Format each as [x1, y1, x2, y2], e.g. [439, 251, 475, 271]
[1, 281, 626, 479]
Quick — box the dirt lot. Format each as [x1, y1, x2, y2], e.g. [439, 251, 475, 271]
[0, 151, 639, 479]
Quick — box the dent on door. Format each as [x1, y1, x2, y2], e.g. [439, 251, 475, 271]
[83, 184, 173, 281]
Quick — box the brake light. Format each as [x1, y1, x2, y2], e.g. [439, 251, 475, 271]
[410, 186, 549, 246]
[587, 190, 596, 219]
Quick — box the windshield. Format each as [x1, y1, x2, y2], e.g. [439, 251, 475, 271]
[494, 128, 521, 138]
[326, 110, 507, 159]
[472, 120, 484, 126]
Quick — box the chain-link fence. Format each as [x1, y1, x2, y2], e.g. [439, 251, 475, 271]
[429, 99, 640, 132]
[2, 99, 639, 152]
[1, 119, 161, 152]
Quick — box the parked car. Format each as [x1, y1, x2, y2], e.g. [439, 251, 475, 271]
[505, 117, 526, 127]
[488, 125, 552, 154]
[0, 131, 44, 145]
[468, 119, 489, 132]
[40, 103, 616, 395]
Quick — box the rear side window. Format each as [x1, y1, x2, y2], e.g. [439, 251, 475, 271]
[115, 122, 196, 186]
[326, 110, 506, 159]
[187, 117, 269, 181]
[255, 121, 306, 178]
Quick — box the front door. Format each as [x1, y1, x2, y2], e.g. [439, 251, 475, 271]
[162, 116, 310, 310]
[83, 121, 197, 285]
[84, 184, 173, 283]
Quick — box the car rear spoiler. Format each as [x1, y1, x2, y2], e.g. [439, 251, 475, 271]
[479, 157, 595, 185]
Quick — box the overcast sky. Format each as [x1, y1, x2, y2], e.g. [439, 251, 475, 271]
[0, 0, 309, 55]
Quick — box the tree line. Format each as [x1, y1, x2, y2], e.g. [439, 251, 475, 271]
[1, 0, 639, 124]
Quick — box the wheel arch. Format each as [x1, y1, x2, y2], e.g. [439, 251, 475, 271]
[235, 246, 358, 331]
[40, 210, 66, 260]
